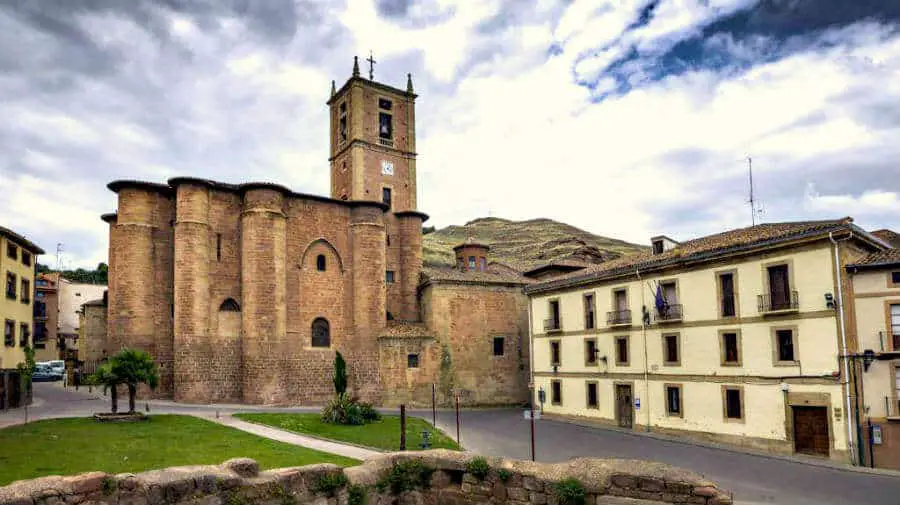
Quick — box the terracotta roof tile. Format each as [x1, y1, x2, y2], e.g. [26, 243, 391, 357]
[872, 229, 900, 248]
[848, 248, 900, 269]
[421, 263, 533, 286]
[527, 217, 869, 293]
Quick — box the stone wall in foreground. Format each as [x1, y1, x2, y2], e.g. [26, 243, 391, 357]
[0, 450, 733, 505]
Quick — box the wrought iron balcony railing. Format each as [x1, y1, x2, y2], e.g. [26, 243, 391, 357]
[543, 318, 561, 332]
[607, 309, 632, 326]
[654, 304, 683, 323]
[758, 291, 799, 313]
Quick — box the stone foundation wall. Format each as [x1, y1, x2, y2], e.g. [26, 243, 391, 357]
[0, 450, 733, 505]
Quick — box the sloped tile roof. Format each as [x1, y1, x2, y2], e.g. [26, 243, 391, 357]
[0, 226, 45, 255]
[421, 262, 533, 286]
[848, 248, 900, 269]
[872, 229, 900, 248]
[527, 217, 875, 294]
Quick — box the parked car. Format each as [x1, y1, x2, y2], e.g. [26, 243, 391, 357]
[32, 364, 56, 382]
[48, 360, 65, 375]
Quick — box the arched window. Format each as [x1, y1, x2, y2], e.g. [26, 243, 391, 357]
[219, 298, 241, 312]
[316, 254, 326, 271]
[311, 318, 330, 347]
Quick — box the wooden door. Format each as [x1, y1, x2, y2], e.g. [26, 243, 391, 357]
[768, 265, 790, 309]
[793, 406, 829, 457]
[615, 384, 633, 429]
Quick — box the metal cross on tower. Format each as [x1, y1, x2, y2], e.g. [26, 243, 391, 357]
[366, 51, 376, 80]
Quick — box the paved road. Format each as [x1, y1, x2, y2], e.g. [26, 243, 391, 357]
[4, 384, 900, 505]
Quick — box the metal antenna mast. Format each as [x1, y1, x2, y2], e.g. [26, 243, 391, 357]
[56, 243, 63, 271]
[747, 156, 757, 226]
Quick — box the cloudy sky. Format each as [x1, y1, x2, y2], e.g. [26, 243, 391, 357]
[1, 0, 898, 268]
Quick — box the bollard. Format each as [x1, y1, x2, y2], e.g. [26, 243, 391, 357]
[431, 383, 436, 427]
[420, 429, 431, 450]
[145, 402, 150, 413]
[455, 394, 460, 445]
[216, 409, 220, 419]
[400, 404, 407, 451]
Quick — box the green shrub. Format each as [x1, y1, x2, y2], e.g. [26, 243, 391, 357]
[101, 477, 116, 496]
[358, 402, 381, 422]
[321, 395, 365, 425]
[554, 478, 586, 505]
[312, 473, 349, 497]
[376, 460, 434, 495]
[466, 457, 490, 481]
[496, 469, 512, 483]
[347, 484, 367, 505]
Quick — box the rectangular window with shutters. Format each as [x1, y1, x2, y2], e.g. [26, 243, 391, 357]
[718, 271, 736, 318]
[584, 293, 595, 329]
[6, 272, 16, 299]
[723, 386, 743, 421]
[22, 250, 31, 267]
[21, 278, 30, 304]
[550, 340, 561, 366]
[892, 304, 900, 351]
[720, 331, 741, 366]
[666, 384, 682, 416]
[19, 323, 29, 347]
[4, 319, 14, 347]
[584, 338, 597, 366]
[7, 243, 17, 260]
[891, 271, 900, 287]
[774, 328, 798, 363]
[551, 380, 562, 405]
[382, 187, 392, 209]
[663, 334, 680, 366]
[586, 381, 598, 409]
[615, 336, 629, 366]
[767, 264, 791, 310]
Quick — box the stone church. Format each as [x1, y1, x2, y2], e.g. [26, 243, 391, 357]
[100, 59, 537, 406]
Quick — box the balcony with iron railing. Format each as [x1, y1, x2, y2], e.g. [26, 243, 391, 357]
[607, 309, 632, 326]
[886, 397, 900, 419]
[654, 304, 683, 323]
[757, 291, 799, 314]
[543, 318, 561, 332]
[378, 137, 394, 147]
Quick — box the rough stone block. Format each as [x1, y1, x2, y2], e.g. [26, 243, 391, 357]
[637, 478, 663, 493]
[523, 477, 543, 492]
[508, 487, 529, 501]
[491, 483, 507, 501]
[223, 459, 259, 478]
[610, 475, 636, 490]
[529, 492, 547, 505]
[709, 495, 733, 505]
[69, 474, 107, 496]
[664, 482, 693, 496]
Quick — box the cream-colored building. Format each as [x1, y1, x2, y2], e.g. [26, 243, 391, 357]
[56, 278, 107, 355]
[526, 218, 888, 464]
[846, 248, 900, 469]
[1, 226, 45, 410]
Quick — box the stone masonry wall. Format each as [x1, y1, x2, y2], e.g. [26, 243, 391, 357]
[0, 450, 734, 505]
[423, 283, 530, 406]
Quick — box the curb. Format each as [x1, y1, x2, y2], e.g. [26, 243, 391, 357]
[228, 413, 467, 453]
[539, 413, 900, 479]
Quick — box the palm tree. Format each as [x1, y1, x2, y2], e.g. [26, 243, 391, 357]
[109, 348, 159, 413]
[93, 363, 121, 413]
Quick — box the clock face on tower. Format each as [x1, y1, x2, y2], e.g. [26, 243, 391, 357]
[381, 160, 394, 176]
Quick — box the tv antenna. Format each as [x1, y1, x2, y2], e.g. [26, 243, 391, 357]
[56, 243, 64, 271]
[746, 156, 759, 226]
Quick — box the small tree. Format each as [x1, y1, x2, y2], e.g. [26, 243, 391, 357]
[333, 352, 348, 399]
[93, 363, 121, 413]
[110, 348, 159, 413]
[15, 346, 36, 407]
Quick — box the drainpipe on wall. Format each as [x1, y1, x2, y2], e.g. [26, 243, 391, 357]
[636, 268, 651, 432]
[829, 231, 856, 465]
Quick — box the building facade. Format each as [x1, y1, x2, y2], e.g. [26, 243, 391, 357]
[1, 227, 44, 409]
[526, 219, 888, 463]
[57, 278, 107, 357]
[847, 248, 900, 469]
[78, 295, 108, 362]
[33, 272, 60, 362]
[101, 60, 531, 406]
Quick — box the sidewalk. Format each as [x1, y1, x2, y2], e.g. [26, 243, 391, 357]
[202, 413, 382, 461]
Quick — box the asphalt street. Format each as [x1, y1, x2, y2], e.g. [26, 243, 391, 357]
[3, 383, 899, 505]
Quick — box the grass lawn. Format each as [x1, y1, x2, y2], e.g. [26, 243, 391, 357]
[0, 415, 358, 486]
[234, 413, 461, 452]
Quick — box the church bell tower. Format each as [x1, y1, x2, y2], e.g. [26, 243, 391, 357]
[328, 55, 418, 212]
